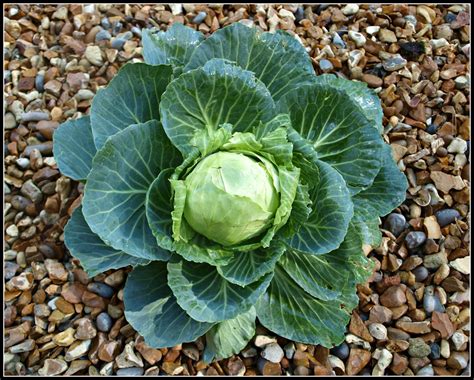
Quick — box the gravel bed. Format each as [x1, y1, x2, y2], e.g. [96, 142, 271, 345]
[4, 3, 470, 376]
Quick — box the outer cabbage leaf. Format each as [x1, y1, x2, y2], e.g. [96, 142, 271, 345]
[64, 206, 149, 277]
[286, 156, 353, 255]
[142, 24, 204, 69]
[203, 307, 256, 363]
[185, 23, 315, 100]
[123, 261, 213, 348]
[90, 63, 173, 149]
[277, 83, 384, 195]
[167, 258, 273, 323]
[313, 74, 384, 133]
[217, 244, 285, 287]
[353, 144, 408, 219]
[160, 59, 276, 156]
[53, 116, 96, 181]
[256, 265, 352, 347]
[82, 120, 181, 260]
[352, 206, 383, 247]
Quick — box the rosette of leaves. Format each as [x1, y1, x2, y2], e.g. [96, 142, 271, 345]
[54, 23, 407, 361]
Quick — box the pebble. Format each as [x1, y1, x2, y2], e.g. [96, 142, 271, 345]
[38, 359, 68, 376]
[430, 38, 449, 49]
[96, 312, 113, 332]
[372, 348, 392, 375]
[417, 364, 434, 376]
[65, 339, 92, 361]
[435, 209, 461, 227]
[383, 213, 406, 237]
[332, 32, 346, 48]
[423, 288, 445, 314]
[348, 31, 366, 47]
[368, 323, 388, 340]
[380, 286, 406, 308]
[346, 348, 371, 375]
[382, 55, 407, 71]
[21, 111, 49, 122]
[75, 318, 97, 340]
[254, 335, 277, 347]
[424, 251, 448, 269]
[447, 137, 467, 154]
[447, 352, 469, 370]
[440, 339, 450, 358]
[9, 339, 35, 353]
[116, 368, 144, 376]
[170, 4, 183, 15]
[85, 45, 103, 66]
[330, 342, 349, 360]
[20, 180, 43, 203]
[405, 231, 426, 250]
[379, 29, 397, 43]
[429, 343, 441, 360]
[319, 59, 333, 71]
[342, 4, 359, 15]
[101, 17, 111, 29]
[5, 112, 17, 129]
[111, 38, 126, 50]
[95, 29, 111, 41]
[449, 257, 469, 275]
[261, 343, 284, 363]
[6, 225, 19, 237]
[88, 282, 114, 298]
[53, 327, 76, 347]
[454, 75, 469, 89]
[408, 338, 431, 358]
[451, 331, 468, 350]
[192, 11, 207, 24]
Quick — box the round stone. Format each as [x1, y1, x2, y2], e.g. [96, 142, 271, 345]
[87, 282, 114, 298]
[435, 209, 461, 227]
[405, 231, 427, 250]
[330, 342, 350, 360]
[413, 266, 429, 282]
[96, 312, 113, 332]
[383, 213, 406, 237]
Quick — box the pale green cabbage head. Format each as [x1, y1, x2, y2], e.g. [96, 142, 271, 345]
[183, 151, 279, 246]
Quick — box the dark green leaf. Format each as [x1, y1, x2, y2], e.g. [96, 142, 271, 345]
[217, 245, 285, 287]
[53, 116, 96, 181]
[313, 74, 384, 133]
[82, 120, 181, 260]
[168, 258, 273, 323]
[278, 83, 384, 194]
[256, 265, 351, 347]
[185, 23, 315, 100]
[64, 205, 148, 278]
[142, 24, 204, 68]
[286, 157, 353, 255]
[90, 63, 173, 149]
[123, 261, 213, 348]
[353, 143, 408, 218]
[160, 58, 275, 156]
[203, 307, 256, 363]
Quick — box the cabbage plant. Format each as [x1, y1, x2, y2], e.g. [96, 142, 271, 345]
[54, 23, 407, 361]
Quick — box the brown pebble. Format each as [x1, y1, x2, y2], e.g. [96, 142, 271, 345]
[380, 285, 407, 308]
[346, 348, 371, 375]
[362, 73, 383, 88]
[431, 311, 455, 339]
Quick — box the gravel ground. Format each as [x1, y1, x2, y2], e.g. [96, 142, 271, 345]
[4, 3, 470, 376]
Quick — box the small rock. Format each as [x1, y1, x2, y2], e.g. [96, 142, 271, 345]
[449, 257, 469, 275]
[430, 171, 465, 194]
[417, 364, 434, 376]
[95, 29, 111, 41]
[53, 327, 76, 347]
[261, 342, 284, 363]
[283, 342, 295, 359]
[330, 342, 349, 360]
[135, 341, 162, 365]
[38, 359, 68, 376]
[408, 338, 431, 358]
[440, 339, 450, 359]
[429, 343, 441, 360]
[383, 213, 406, 237]
[435, 209, 461, 227]
[116, 342, 144, 368]
[254, 335, 277, 347]
[405, 231, 426, 250]
[366, 26, 380, 35]
[348, 31, 366, 47]
[349, 312, 373, 342]
[379, 29, 397, 43]
[192, 11, 207, 24]
[116, 368, 144, 376]
[423, 287, 445, 314]
[346, 348, 371, 375]
[424, 251, 448, 269]
[257, 358, 281, 375]
[20, 180, 43, 203]
[424, 216, 442, 239]
[9, 339, 35, 353]
[395, 320, 431, 334]
[226, 356, 246, 376]
[382, 55, 407, 71]
[319, 59, 333, 71]
[44, 259, 68, 282]
[430, 38, 449, 49]
[182, 343, 199, 361]
[447, 352, 469, 370]
[88, 282, 114, 298]
[98, 341, 121, 362]
[372, 348, 392, 375]
[75, 318, 97, 340]
[96, 312, 113, 332]
[342, 4, 359, 15]
[6, 225, 19, 237]
[65, 339, 92, 361]
[85, 46, 103, 66]
[362, 73, 383, 88]
[332, 32, 345, 48]
[390, 352, 408, 375]
[380, 286, 406, 308]
[447, 137, 467, 154]
[368, 323, 388, 340]
[451, 331, 468, 351]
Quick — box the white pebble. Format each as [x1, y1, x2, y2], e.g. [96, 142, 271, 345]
[450, 257, 470, 275]
[451, 331, 469, 350]
[348, 31, 366, 47]
[447, 137, 467, 154]
[440, 339, 450, 359]
[430, 38, 449, 49]
[254, 335, 277, 348]
[342, 4, 359, 15]
[6, 225, 19, 237]
[170, 4, 183, 15]
[366, 26, 381, 35]
[368, 323, 388, 340]
[261, 343, 284, 363]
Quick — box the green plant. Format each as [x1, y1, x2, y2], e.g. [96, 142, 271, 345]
[54, 23, 407, 361]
